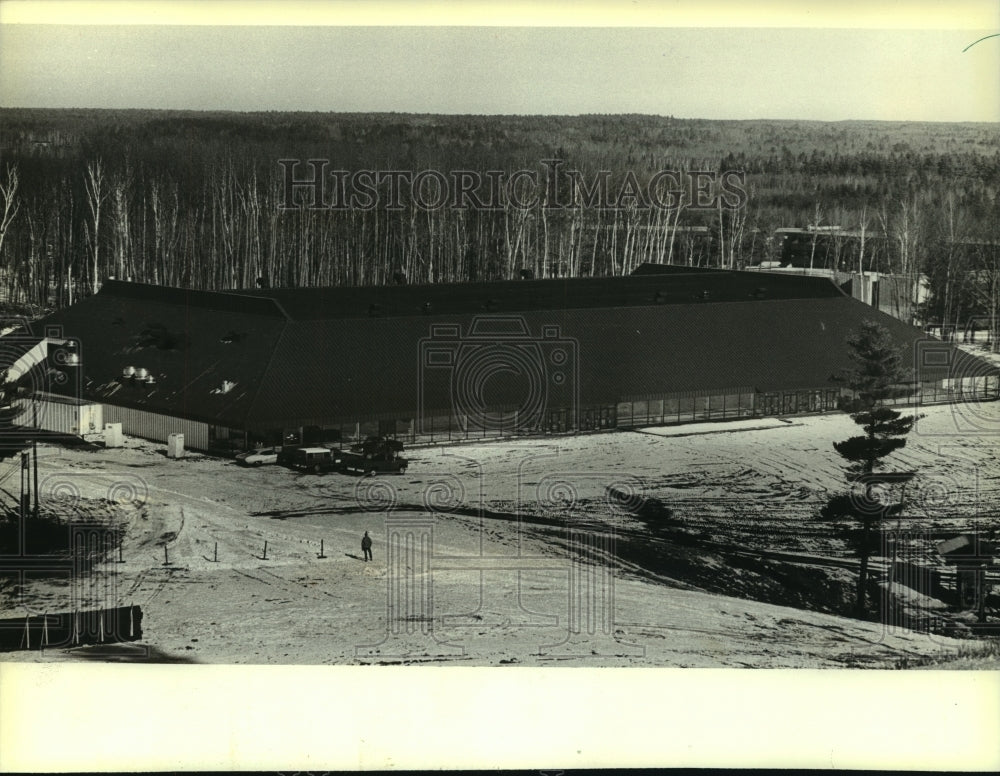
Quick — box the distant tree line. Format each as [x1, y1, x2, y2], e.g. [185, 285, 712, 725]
[0, 109, 997, 344]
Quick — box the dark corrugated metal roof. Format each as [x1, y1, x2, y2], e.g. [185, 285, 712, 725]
[629, 263, 724, 275]
[100, 280, 288, 318]
[18, 291, 286, 426]
[240, 266, 845, 321]
[13, 271, 996, 432]
[246, 295, 978, 428]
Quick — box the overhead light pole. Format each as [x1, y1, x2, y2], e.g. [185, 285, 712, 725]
[32, 400, 39, 518]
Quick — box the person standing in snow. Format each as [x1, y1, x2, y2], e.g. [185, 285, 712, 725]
[361, 531, 373, 562]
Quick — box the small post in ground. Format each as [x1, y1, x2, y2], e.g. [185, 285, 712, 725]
[979, 563, 987, 624]
[319, 538, 326, 559]
[262, 540, 268, 560]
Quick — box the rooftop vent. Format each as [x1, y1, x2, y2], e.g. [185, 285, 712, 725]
[122, 366, 136, 378]
[134, 367, 149, 380]
[220, 330, 245, 344]
[57, 342, 80, 366]
[212, 380, 237, 395]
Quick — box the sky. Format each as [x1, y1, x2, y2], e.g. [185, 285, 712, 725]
[0, 3, 998, 121]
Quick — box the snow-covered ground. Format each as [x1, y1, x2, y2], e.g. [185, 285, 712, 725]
[1, 400, 997, 667]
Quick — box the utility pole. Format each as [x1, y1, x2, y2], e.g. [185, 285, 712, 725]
[978, 562, 987, 624]
[19, 452, 27, 525]
[32, 402, 39, 518]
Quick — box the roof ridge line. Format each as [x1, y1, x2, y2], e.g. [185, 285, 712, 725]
[100, 280, 289, 318]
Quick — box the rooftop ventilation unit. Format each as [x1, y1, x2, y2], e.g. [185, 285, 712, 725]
[220, 330, 244, 344]
[58, 340, 80, 366]
[122, 366, 136, 378]
[134, 367, 149, 380]
[212, 380, 237, 395]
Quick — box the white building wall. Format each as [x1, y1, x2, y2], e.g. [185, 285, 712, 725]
[80, 402, 104, 433]
[19, 396, 103, 435]
[101, 404, 210, 450]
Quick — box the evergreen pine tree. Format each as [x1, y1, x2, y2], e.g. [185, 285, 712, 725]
[820, 321, 919, 616]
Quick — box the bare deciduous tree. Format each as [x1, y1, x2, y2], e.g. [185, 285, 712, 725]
[0, 164, 20, 267]
[84, 159, 106, 294]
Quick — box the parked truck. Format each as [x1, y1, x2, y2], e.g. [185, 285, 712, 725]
[338, 436, 408, 475]
[286, 446, 343, 474]
[280, 436, 407, 476]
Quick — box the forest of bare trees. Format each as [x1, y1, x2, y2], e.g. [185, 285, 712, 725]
[0, 109, 997, 343]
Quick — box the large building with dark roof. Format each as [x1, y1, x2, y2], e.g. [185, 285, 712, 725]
[6, 264, 997, 451]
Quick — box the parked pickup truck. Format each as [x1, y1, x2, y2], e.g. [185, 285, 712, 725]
[281, 437, 408, 476]
[338, 437, 409, 475]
